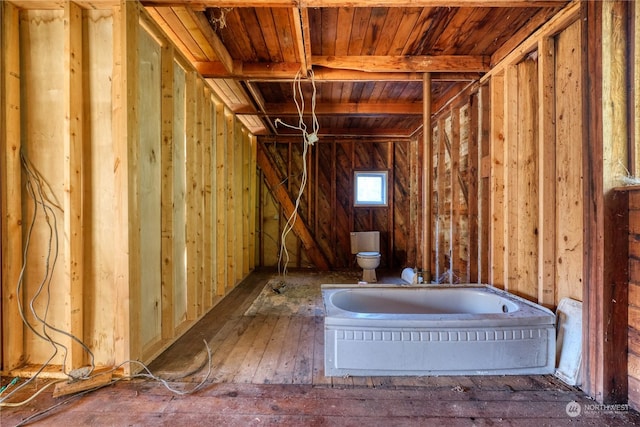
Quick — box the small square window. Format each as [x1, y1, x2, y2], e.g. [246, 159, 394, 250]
[354, 171, 388, 207]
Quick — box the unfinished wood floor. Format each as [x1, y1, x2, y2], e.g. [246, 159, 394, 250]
[3, 269, 640, 426]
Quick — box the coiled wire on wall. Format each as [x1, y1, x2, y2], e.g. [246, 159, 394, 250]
[1, 150, 212, 412]
[273, 69, 319, 280]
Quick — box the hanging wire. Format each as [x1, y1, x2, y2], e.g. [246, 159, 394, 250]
[273, 69, 319, 279]
[2, 150, 214, 410]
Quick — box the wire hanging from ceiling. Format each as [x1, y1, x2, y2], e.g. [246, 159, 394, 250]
[273, 69, 319, 280]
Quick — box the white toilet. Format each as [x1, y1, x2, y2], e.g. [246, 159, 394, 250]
[350, 231, 381, 283]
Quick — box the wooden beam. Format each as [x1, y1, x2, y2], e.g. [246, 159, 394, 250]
[468, 93, 479, 284]
[52, 371, 113, 398]
[140, 1, 569, 8]
[225, 111, 237, 289]
[215, 101, 227, 296]
[537, 36, 555, 308]
[1, 0, 24, 372]
[274, 127, 415, 138]
[112, 0, 141, 373]
[185, 71, 199, 321]
[503, 64, 518, 293]
[197, 63, 481, 82]
[263, 102, 423, 115]
[313, 55, 490, 73]
[422, 73, 432, 283]
[202, 88, 214, 310]
[257, 141, 331, 270]
[160, 43, 175, 339]
[292, 7, 311, 74]
[489, 73, 505, 289]
[63, 0, 85, 371]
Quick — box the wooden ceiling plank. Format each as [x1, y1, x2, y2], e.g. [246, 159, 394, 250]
[429, 7, 481, 54]
[172, 6, 218, 60]
[140, 1, 569, 9]
[255, 7, 283, 62]
[272, 8, 296, 62]
[187, 8, 235, 71]
[484, 0, 579, 77]
[146, 7, 198, 62]
[335, 8, 355, 56]
[490, 6, 566, 66]
[319, 8, 338, 56]
[347, 7, 372, 56]
[375, 7, 409, 55]
[237, 8, 269, 61]
[153, 7, 208, 60]
[313, 55, 490, 72]
[362, 7, 389, 55]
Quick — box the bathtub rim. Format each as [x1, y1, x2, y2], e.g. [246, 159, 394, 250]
[321, 284, 556, 328]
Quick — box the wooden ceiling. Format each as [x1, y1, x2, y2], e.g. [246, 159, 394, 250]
[142, 0, 569, 138]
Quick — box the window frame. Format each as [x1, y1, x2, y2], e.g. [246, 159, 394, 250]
[353, 170, 389, 207]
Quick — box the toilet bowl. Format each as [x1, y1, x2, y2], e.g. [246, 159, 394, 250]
[350, 231, 381, 283]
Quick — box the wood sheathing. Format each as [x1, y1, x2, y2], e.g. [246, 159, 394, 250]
[0, 1, 257, 376]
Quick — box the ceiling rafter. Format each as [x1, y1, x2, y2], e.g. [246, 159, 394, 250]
[292, 7, 312, 74]
[313, 55, 490, 73]
[194, 61, 486, 80]
[140, 1, 567, 9]
[262, 101, 423, 115]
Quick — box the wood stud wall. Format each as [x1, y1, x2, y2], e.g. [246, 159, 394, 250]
[257, 136, 423, 273]
[0, 1, 256, 376]
[430, 2, 584, 306]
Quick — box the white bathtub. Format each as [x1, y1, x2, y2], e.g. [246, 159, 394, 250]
[322, 284, 556, 376]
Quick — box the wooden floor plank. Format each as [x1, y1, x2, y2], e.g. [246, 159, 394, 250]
[270, 315, 304, 384]
[232, 315, 280, 383]
[292, 315, 316, 384]
[214, 314, 267, 383]
[3, 269, 640, 426]
[252, 315, 292, 384]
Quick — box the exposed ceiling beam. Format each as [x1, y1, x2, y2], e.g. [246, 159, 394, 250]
[140, 1, 568, 9]
[292, 7, 312, 74]
[263, 102, 423, 115]
[313, 55, 490, 73]
[274, 127, 416, 138]
[195, 61, 486, 80]
[187, 8, 235, 72]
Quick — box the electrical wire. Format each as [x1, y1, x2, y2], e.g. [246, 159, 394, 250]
[273, 69, 319, 280]
[0, 150, 96, 406]
[2, 339, 212, 415]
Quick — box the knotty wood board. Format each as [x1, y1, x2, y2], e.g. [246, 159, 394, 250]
[554, 19, 583, 304]
[138, 24, 163, 350]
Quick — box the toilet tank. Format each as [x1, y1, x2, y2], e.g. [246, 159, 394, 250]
[350, 231, 380, 254]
